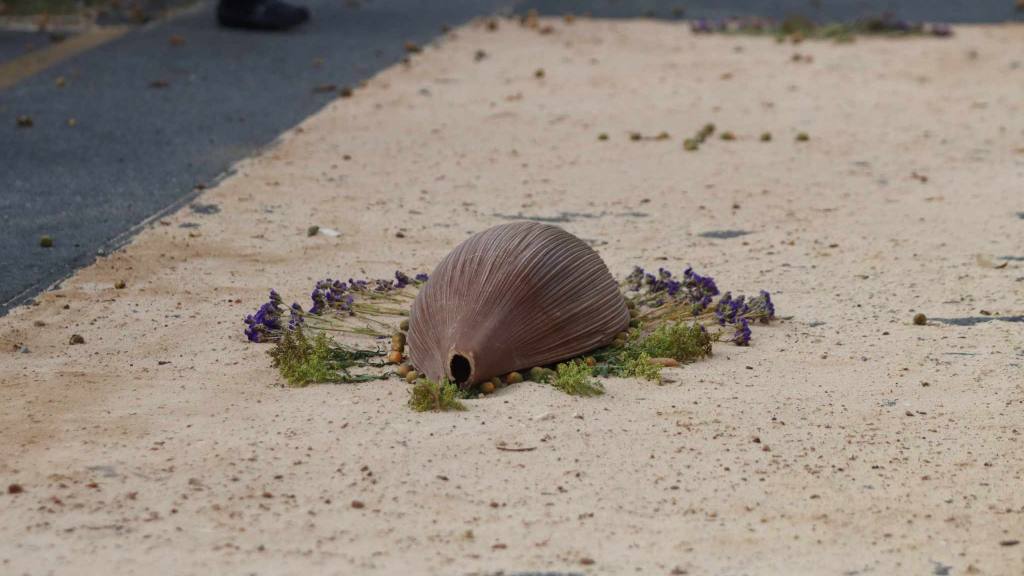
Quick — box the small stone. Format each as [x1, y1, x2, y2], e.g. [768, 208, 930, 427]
[720, 131, 736, 141]
[39, 235, 54, 248]
[339, 86, 353, 98]
[7, 484, 24, 494]
[307, 225, 320, 236]
[351, 500, 365, 509]
[395, 231, 406, 238]
[796, 132, 810, 142]
[532, 412, 554, 422]
[69, 334, 85, 345]
[403, 41, 421, 53]
[534, 68, 545, 78]
[18, 346, 30, 354]
[683, 138, 699, 151]
[16, 115, 33, 128]
[913, 313, 927, 325]
[760, 132, 772, 141]
[597, 133, 608, 141]
[114, 280, 126, 290]
[580, 558, 595, 565]
[33, 320, 45, 327]
[1000, 539, 1020, 547]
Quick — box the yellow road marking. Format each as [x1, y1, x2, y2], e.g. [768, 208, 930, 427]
[0, 26, 129, 91]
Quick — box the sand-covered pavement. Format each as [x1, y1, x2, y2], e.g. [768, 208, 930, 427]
[2, 17, 1023, 576]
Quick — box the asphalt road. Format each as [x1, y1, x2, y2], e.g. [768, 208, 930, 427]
[1, 0, 1020, 315]
[0, 0, 512, 314]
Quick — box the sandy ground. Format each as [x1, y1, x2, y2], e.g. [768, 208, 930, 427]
[2, 17, 1023, 576]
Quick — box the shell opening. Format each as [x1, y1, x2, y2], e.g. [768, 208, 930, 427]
[449, 354, 472, 384]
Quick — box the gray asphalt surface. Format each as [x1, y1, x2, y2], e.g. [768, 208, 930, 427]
[1, 0, 1020, 315]
[521, 0, 1022, 22]
[0, 30, 50, 64]
[0, 0, 512, 314]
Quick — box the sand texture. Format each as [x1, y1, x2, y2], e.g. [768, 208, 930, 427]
[1, 18, 1023, 576]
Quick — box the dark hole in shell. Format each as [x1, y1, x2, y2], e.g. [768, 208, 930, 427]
[449, 354, 472, 384]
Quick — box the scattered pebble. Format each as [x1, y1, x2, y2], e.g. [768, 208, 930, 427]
[307, 225, 320, 237]
[16, 115, 33, 128]
[39, 235, 54, 248]
[913, 313, 927, 325]
[114, 280, 126, 290]
[796, 132, 810, 142]
[351, 500, 365, 509]
[69, 334, 85, 345]
[7, 484, 24, 494]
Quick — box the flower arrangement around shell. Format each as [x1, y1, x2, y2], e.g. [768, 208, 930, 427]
[241, 223, 777, 410]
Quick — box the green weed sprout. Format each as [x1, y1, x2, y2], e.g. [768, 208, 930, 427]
[269, 329, 382, 386]
[553, 360, 604, 397]
[622, 351, 663, 383]
[408, 378, 467, 412]
[639, 322, 713, 363]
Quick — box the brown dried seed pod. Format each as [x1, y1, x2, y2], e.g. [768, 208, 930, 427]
[391, 332, 406, 351]
[405, 370, 419, 383]
[408, 222, 630, 386]
[387, 350, 403, 364]
[506, 371, 523, 384]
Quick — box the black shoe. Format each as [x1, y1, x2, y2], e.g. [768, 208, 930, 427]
[217, 0, 310, 31]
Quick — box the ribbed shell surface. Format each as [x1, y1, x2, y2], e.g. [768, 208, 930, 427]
[408, 221, 630, 385]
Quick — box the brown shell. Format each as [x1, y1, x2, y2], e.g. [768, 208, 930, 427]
[408, 221, 630, 386]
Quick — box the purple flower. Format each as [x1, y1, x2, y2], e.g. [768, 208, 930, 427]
[691, 19, 713, 33]
[288, 303, 304, 330]
[683, 266, 720, 303]
[732, 318, 751, 346]
[394, 271, 411, 289]
[747, 290, 775, 323]
[243, 291, 285, 342]
[714, 292, 733, 325]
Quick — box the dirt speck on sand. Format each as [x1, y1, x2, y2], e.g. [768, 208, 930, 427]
[0, 18, 1022, 576]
